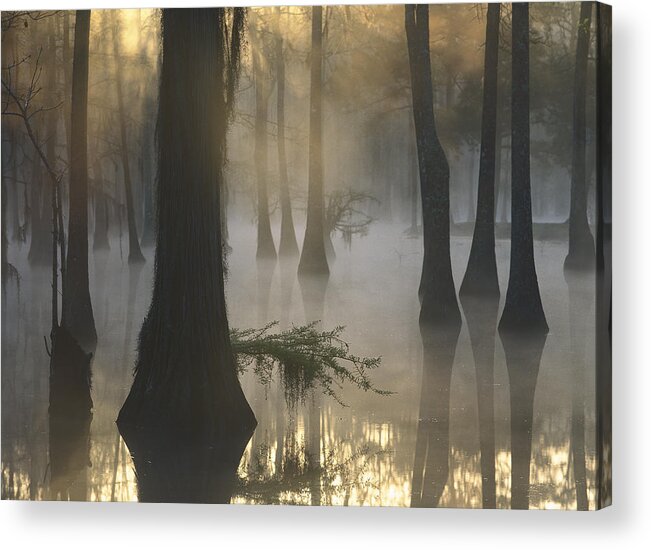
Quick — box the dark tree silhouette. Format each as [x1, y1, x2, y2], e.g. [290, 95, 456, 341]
[61, 10, 97, 352]
[27, 158, 52, 265]
[298, 6, 329, 277]
[460, 3, 500, 298]
[91, 122, 110, 251]
[253, 27, 277, 261]
[405, 4, 460, 327]
[118, 8, 256, 443]
[595, 1, 612, 510]
[498, 3, 548, 335]
[565, 2, 594, 271]
[110, 11, 145, 264]
[275, 7, 299, 259]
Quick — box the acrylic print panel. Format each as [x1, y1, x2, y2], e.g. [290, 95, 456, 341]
[1, 2, 611, 509]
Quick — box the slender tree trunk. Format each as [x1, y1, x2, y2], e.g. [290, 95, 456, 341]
[595, 1, 612, 510]
[61, 10, 97, 352]
[498, 4, 548, 335]
[405, 4, 460, 327]
[275, 7, 299, 259]
[140, 97, 156, 248]
[1, 135, 9, 292]
[253, 41, 277, 261]
[118, 8, 256, 442]
[565, 2, 595, 270]
[111, 11, 145, 264]
[46, 23, 60, 330]
[460, 3, 501, 298]
[405, 113, 420, 235]
[9, 33, 22, 243]
[61, 11, 72, 165]
[28, 156, 51, 265]
[92, 159, 110, 250]
[298, 6, 329, 277]
[9, 128, 21, 242]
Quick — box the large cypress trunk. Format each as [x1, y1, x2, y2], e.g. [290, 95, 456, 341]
[565, 2, 595, 271]
[460, 3, 500, 298]
[298, 6, 329, 277]
[111, 11, 145, 264]
[405, 4, 460, 327]
[253, 36, 277, 261]
[117, 9, 256, 442]
[275, 7, 299, 259]
[498, 3, 548, 335]
[61, 10, 97, 352]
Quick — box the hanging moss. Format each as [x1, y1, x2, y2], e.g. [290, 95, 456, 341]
[231, 321, 391, 408]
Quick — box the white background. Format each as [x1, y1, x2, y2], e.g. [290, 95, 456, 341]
[1, 0, 649, 548]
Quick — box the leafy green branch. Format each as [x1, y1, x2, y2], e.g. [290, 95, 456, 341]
[231, 321, 392, 407]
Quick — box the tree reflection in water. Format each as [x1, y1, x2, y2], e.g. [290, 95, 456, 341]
[48, 326, 93, 501]
[410, 324, 460, 508]
[500, 331, 546, 510]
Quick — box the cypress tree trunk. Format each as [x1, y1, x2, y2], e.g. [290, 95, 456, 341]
[275, 7, 299, 259]
[9, 128, 21, 243]
[298, 6, 329, 277]
[253, 41, 277, 261]
[9, 33, 22, 243]
[565, 2, 595, 271]
[61, 10, 97, 352]
[111, 11, 145, 264]
[405, 4, 460, 327]
[407, 114, 419, 236]
[460, 3, 500, 298]
[118, 8, 256, 442]
[498, 4, 548, 335]
[28, 159, 52, 266]
[92, 158, 110, 251]
[595, 2, 612, 510]
[62, 11, 72, 161]
[140, 96, 157, 248]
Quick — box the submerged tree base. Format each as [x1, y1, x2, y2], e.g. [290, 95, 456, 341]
[419, 280, 462, 329]
[48, 325, 93, 500]
[459, 249, 500, 299]
[120, 426, 253, 503]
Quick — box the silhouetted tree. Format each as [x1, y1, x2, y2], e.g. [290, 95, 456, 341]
[118, 8, 256, 442]
[298, 6, 329, 277]
[275, 7, 299, 259]
[565, 2, 594, 271]
[498, 3, 548, 335]
[27, 157, 52, 265]
[110, 11, 145, 264]
[460, 3, 500, 298]
[405, 4, 460, 327]
[595, 1, 612, 510]
[61, 10, 97, 352]
[252, 20, 277, 261]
